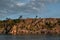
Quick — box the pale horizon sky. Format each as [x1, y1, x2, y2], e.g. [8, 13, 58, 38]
[0, 0, 60, 20]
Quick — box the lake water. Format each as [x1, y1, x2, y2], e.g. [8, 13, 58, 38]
[0, 35, 60, 40]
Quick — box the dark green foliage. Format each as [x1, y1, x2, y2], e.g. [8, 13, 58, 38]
[57, 20, 60, 25]
[13, 19, 20, 23]
[45, 21, 54, 29]
[19, 15, 22, 19]
[36, 16, 38, 18]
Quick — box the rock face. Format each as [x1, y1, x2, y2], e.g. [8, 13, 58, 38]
[0, 18, 60, 35]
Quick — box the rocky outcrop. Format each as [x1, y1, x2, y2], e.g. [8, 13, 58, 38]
[0, 18, 60, 35]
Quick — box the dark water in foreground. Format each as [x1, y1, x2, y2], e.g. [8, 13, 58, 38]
[0, 35, 60, 40]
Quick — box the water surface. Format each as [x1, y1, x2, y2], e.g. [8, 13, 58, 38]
[0, 35, 60, 40]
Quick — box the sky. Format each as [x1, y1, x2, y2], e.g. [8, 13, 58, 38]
[0, 0, 60, 20]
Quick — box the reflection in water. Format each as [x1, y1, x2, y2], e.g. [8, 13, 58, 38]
[0, 35, 60, 40]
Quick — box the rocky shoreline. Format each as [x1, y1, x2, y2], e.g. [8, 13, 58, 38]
[0, 18, 60, 35]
